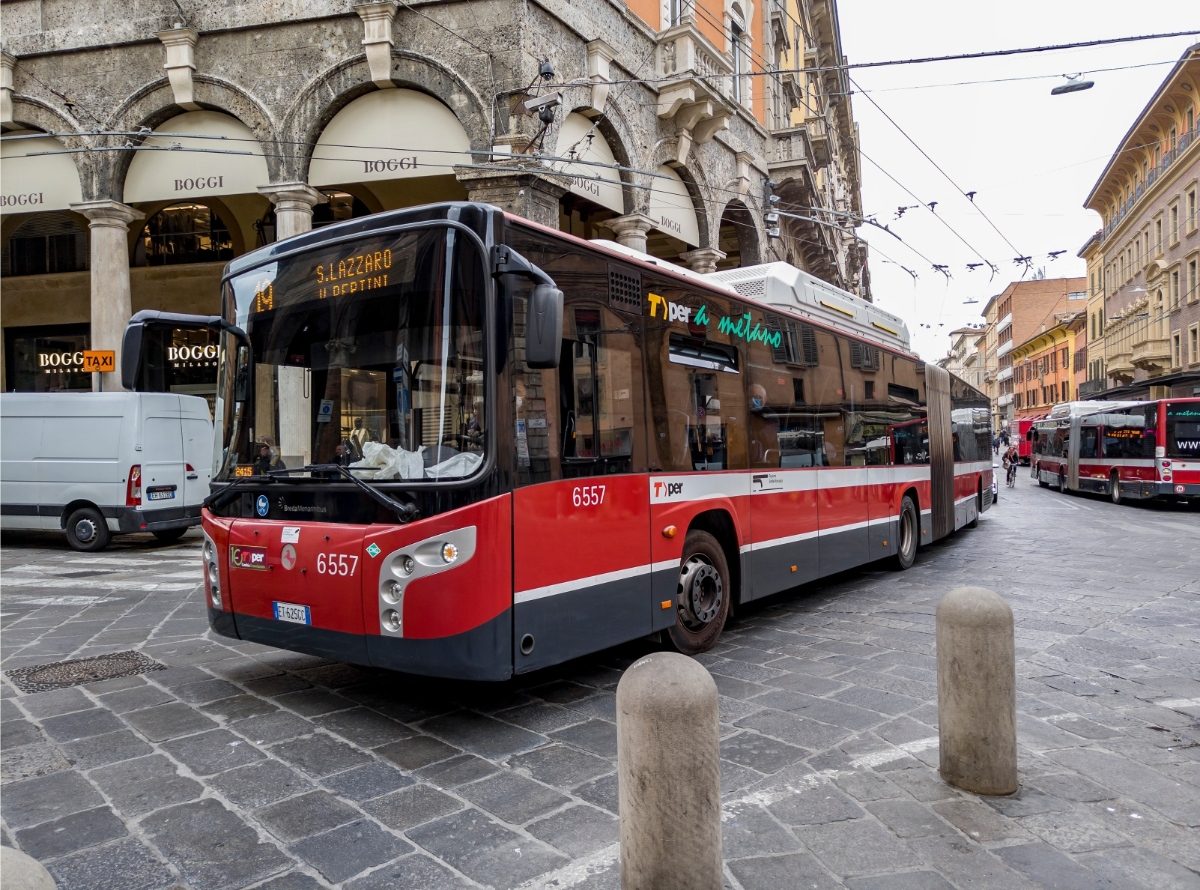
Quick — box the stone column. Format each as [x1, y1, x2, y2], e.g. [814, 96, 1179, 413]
[604, 213, 655, 253]
[71, 200, 143, 392]
[680, 247, 726, 273]
[454, 162, 568, 230]
[257, 182, 327, 242]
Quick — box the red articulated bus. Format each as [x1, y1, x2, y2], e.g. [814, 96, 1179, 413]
[123, 202, 992, 680]
[1032, 398, 1200, 504]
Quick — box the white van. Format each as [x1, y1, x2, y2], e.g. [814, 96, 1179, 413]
[0, 392, 213, 551]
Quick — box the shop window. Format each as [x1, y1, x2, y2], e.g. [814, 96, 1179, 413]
[134, 203, 232, 266]
[2, 212, 89, 277]
[313, 191, 371, 229]
[4, 324, 91, 392]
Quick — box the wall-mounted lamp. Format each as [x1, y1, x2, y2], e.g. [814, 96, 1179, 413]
[1050, 75, 1094, 96]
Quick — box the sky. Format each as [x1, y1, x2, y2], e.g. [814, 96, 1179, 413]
[836, 2, 1199, 360]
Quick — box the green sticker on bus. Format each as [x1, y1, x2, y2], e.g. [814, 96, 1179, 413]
[366, 543, 381, 558]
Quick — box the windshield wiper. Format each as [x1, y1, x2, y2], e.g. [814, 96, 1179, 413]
[303, 464, 420, 523]
[203, 472, 276, 511]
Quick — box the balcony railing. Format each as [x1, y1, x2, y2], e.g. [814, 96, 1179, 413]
[1131, 336, 1170, 370]
[1102, 124, 1197, 239]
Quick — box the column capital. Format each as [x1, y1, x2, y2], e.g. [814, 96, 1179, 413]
[355, 0, 398, 88]
[603, 213, 656, 251]
[257, 182, 327, 209]
[454, 160, 569, 229]
[1, 51, 15, 126]
[70, 200, 144, 228]
[679, 247, 726, 274]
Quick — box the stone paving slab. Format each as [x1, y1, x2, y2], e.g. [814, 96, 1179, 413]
[1, 487, 1199, 888]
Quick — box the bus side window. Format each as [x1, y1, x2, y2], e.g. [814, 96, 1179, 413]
[1079, 427, 1099, 459]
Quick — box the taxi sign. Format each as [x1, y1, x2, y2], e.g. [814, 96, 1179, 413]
[82, 350, 116, 373]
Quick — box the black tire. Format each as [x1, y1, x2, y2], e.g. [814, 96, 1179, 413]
[65, 506, 111, 552]
[892, 496, 919, 570]
[966, 487, 981, 528]
[152, 527, 188, 544]
[1110, 472, 1121, 505]
[666, 530, 731, 655]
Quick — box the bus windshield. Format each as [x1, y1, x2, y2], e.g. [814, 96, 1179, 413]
[213, 227, 487, 482]
[1166, 401, 1200, 459]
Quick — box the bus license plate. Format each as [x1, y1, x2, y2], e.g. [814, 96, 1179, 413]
[273, 601, 311, 625]
[147, 486, 176, 500]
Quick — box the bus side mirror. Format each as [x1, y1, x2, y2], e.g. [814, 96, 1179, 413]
[526, 284, 563, 369]
[121, 323, 147, 391]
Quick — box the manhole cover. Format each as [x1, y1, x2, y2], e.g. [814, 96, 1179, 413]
[6, 650, 165, 694]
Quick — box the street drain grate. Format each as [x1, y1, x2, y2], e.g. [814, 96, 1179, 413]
[5, 650, 166, 694]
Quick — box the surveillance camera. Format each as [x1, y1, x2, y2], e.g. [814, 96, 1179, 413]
[523, 92, 562, 113]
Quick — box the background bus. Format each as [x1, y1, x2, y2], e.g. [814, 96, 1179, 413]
[1010, 417, 1039, 465]
[1032, 398, 1200, 503]
[124, 201, 993, 680]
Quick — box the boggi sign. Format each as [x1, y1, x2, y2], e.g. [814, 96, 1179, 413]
[38, 351, 84, 369]
[168, 344, 218, 363]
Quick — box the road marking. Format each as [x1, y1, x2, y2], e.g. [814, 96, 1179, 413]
[0, 576, 198, 593]
[1157, 697, 1200, 711]
[519, 736, 941, 888]
[5, 594, 120, 606]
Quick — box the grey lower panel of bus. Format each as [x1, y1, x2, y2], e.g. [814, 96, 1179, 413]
[514, 576, 651, 674]
[743, 522, 891, 602]
[211, 608, 515, 682]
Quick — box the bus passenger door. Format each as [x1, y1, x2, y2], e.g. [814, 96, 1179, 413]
[512, 310, 651, 673]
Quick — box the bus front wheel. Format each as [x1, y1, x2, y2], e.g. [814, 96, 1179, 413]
[667, 530, 730, 655]
[892, 496, 918, 570]
[1110, 472, 1121, 505]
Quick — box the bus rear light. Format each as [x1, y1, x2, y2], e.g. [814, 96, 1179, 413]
[126, 465, 142, 506]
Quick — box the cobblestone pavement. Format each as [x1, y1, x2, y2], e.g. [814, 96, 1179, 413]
[2, 475, 1198, 889]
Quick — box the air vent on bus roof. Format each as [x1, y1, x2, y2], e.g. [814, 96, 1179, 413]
[609, 266, 642, 312]
[729, 278, 767, 300]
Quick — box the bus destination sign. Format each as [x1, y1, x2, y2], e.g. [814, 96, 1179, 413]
[314, 248, 393, 299]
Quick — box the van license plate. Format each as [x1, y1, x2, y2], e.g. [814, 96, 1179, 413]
[273, 601, 311, 625]
[147, 486, 176, 500]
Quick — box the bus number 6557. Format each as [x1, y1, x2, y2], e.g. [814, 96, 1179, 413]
[571, 485, 606, 508]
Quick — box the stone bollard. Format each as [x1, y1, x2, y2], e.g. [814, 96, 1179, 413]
[617, 652, 722, 890]
[936, 586, 1018, 795]
[1, 846, 56, 889]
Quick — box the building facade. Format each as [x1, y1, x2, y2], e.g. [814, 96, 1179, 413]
[978, 276, 1087, 429]
[1011, 312, 1086, 420]
[1081, 43, 1199, 400]
[0, 0, 866, 393]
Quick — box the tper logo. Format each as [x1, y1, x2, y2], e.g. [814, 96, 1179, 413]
[653, 481, 684, 498]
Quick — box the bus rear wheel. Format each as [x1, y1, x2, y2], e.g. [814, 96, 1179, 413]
[667, 530, 730, 655]
[1110, 472, 1121, 505]
[892, 496, 918, 570]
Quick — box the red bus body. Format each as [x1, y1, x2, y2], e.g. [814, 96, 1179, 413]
[1010, 417, 1038, 465]
[130, 203, 992, 681]
[1032, 398, 1200, 503]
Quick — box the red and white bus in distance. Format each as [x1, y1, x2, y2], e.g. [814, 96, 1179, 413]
[1010, 417, 1038, 465]
[1032, 398, 1200, 504]
[123, 202, 992, 681]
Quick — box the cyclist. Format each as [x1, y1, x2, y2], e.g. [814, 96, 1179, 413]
[1002, 443, 1019, 488]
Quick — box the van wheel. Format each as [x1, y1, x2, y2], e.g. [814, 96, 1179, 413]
[152, 528, 188, 544]
[666, 530, 730, 655]
[66, 507, 111, 552]
[892, 496, 919, 570]
[1110, 472, 1121, 505]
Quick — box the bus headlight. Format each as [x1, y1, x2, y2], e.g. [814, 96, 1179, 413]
[203, 533, 221, 608]
[382, 609, 402, 633]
